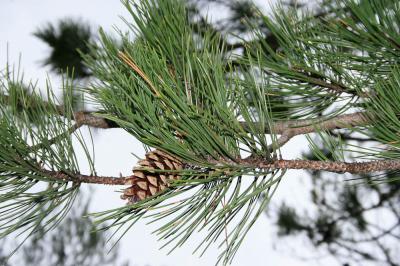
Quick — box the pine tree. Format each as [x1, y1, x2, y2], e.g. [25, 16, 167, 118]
[1, 0, 400, 265]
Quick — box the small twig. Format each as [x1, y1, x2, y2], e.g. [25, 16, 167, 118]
[296, 70, 351, 95]
[240, 111, 370, 135]
[375, 239, 398, 266]
[40, 168, 127, 185]
[71, 111, 117, 128]
[0, 91, 374, 135]
[267, 132, 293, 153]
[246, 112, 370, 157]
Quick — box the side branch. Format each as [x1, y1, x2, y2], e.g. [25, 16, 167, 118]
[0, 91, 372, 134]
[72, 111, 119, 129]
[69, 110, 372, 135]
[241, 158, 400, 174]
[241, 111, 371, 136]
[0, 92, 118, 129]
[41, 169, 127, 185]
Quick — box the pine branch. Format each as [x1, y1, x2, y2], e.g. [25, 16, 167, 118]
[240, 158, 400, 174]
[72, 111, 118, 129]
[64, 1, 400, 264]
[243, 112, 370, 153]
[0, 92, 118, 128]
[1, 92, 371, 135]
[241, 111, 370, 136]
[40, 168, 127, 185]
[32, 156, 400, 187]
[75, 110, 371, 136]
[1, 89, 372, 134]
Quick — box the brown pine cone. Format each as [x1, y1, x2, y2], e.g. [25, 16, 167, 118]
[121, 149, 183, 203]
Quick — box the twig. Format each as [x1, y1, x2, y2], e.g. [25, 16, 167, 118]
[0, 92, 118, 129]
[0, 89, 373, 135]
[250, 112, 371, 153]
[375, 239, 398, 266]
[240, 111, 370, 135]
[40, 168, 127, 185]
[69, 109, 370, 139]
[267, 132, 292, 153]
[71, 111, 118, 128]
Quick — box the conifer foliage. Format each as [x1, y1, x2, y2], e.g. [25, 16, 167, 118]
[1, 0, 400, 265]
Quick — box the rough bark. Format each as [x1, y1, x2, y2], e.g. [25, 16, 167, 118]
[41, 158, 400, 185]
[41, 169, 127, 185]
[241, 158, 400, 174]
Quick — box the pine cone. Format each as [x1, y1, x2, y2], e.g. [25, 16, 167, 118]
[121, 149, 183, 203]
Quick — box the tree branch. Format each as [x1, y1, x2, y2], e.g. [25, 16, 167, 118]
[1, 86, 372, 134]
[39, 158, 400, 186]
[242, 112, 370, 153]
[72, 111, 118, 129]
[41, 168, 127, 185]
[241, 111, 370, 136]
[240, 158, 400, 174]
[77, 110, 371, 137]
[0, 92, 118, 129]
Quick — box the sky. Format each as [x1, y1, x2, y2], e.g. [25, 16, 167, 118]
[0, 1, 339, 266]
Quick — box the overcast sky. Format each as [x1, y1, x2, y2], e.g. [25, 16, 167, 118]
[0, 1, 338, 266]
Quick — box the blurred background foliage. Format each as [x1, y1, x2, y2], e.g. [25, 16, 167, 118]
[1, 195, 129, 266]
[34, 19, 93, 79]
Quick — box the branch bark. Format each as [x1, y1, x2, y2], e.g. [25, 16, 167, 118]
[72, 111, 118, 129]
[0, 92, 118, 129]
[40, 157, 400, 186]
[240, 111, 371, 136]
[240, 158, 400, 174]
[47, 106, 373, 136]
[74, 110, 372, 136]
[0, 87, 373, 134]
[41, 169, 127, 185]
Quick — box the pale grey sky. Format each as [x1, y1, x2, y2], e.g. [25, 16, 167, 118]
[0, 1, 338, 266]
